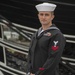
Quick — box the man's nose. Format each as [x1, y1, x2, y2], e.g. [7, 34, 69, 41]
[42, 15, 46, 18]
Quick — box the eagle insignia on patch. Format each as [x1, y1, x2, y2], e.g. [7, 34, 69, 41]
[44, 32, 51, 36]
[51, 41, 59, 51]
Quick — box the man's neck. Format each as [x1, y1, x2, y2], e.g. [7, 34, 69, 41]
[42, 23, 52, 30]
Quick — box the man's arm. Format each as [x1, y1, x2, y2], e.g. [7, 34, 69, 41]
[35, 33, 66, 75]
[26, 35, 34, 74]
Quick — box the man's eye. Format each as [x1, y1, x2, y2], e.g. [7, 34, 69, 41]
[39, 14, 49, 16]
[45, 14, 49, 16]
[40, 14, 44, 16]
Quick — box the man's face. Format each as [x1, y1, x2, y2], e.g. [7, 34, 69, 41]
[38, 11, 54, 25]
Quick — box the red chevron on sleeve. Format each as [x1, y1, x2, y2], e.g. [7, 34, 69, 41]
[51, 46, 59, 51]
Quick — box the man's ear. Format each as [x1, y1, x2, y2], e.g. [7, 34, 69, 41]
[51, 15, 55, 20]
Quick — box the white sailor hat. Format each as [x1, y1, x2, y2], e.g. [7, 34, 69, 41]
[35, 2, 57, 11]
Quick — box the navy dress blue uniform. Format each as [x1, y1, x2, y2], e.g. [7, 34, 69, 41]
[26, 24, 66, 75]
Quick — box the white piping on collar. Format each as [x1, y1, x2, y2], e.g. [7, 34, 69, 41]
[38, 26, 59, 36]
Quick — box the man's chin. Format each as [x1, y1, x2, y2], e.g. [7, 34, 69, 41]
[41, 23, 47, 25]
[42, 24, 47, 25]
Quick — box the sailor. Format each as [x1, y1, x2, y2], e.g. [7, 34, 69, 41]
[26, 2, 66, 75]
